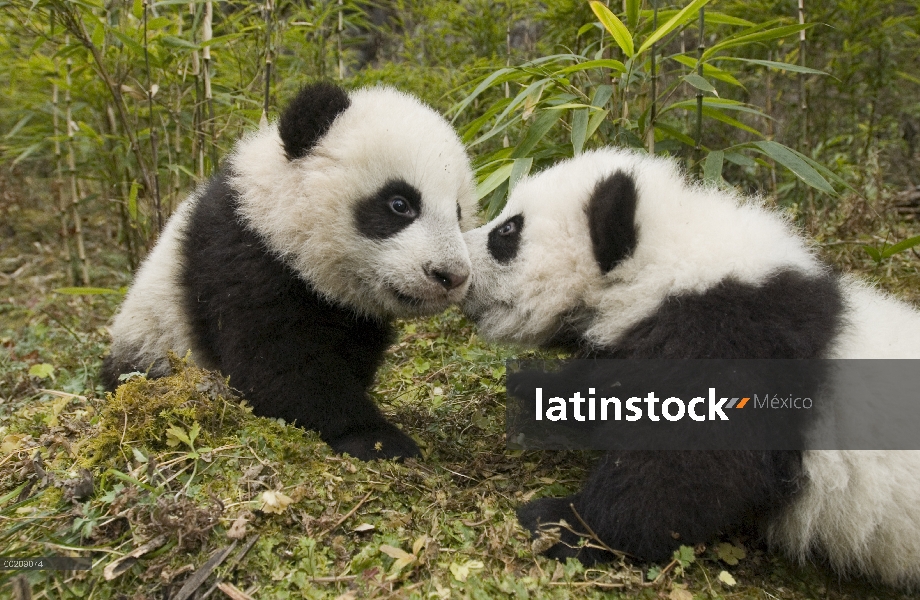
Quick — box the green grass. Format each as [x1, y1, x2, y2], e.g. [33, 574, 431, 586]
[1, 183, 919, 599]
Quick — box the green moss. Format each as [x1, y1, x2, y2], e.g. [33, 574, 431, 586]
[83, 354, 250, 465]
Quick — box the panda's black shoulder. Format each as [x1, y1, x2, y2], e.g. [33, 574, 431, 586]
[600, 269, 845, 359]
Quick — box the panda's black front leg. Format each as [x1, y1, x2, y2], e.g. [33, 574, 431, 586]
[216, 323, 421, 461]
[519, 450, 801, 563]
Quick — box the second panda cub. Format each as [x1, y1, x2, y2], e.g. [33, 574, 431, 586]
[462, 148, 920, 587]
[103, 83, 477, 461]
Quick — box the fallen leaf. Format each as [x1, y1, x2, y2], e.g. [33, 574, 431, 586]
[227, 512, 251, 539]
[28, 363, 54, 380]
[716, 542, 746, 565]
[449, 560, 483, 582]
[353, 523, 375, 532]
[669, 587, 694, 600]
[260, 490, 294, 514]
[718, 570, 737, 586]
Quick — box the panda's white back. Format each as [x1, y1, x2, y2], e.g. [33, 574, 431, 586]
[107, 195, 207, 376]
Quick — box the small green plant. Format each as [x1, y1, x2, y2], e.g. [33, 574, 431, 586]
[862, 234, 920, 265]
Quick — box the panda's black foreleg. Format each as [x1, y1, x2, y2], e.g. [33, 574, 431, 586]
[519, 450, 801, 563]
[208, 313, 421, 461]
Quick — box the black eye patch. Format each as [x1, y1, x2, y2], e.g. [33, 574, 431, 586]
[354, 179, 423, 239]
[487, 214, 524, 264]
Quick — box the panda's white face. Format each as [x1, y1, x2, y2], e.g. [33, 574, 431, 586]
[462, 148, 823, 349]
[462, 154, 613, 346]
[229, 87, 477, 318]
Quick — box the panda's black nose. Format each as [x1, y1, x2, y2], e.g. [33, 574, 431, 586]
[426, 267, 469, 290]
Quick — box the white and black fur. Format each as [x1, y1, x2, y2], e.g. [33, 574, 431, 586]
[462, 148, 920, 587]
[103, 83, 477, 461]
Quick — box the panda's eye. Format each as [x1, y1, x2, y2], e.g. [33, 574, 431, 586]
[498, 221, 517, 236]
[388, 196, 415, 217]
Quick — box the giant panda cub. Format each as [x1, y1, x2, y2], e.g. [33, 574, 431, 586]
[461, 147, 920, 587]
[103, 83, 477, 461]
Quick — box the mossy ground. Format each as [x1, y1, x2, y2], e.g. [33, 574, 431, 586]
[1, 179, 918, 599]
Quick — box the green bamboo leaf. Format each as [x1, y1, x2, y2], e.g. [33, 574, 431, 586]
[511, 109, 563, 158]
[665, 97, 768, 119]
[723, 150, 757, 168]
[655, 122, 696, 147]
[132, 0, 144, 20]
[54, 287, 125, 295]
[703, 150, 724, 183]
[476, 163, 514, 201]
[459, 97, 512, 142]
[683, 73, 718, 94]
[571, 109, 589, 155]
[146, 16, 172, 29]
[701, 107, 762, 136]
[555, 59, 626, 75]
[91, 22, 105, 47]
[749, 141, 835, 194]
[637, 0, 715, 56]
[589, 1, 634, 57]
[200, 32, 251, 47]
[591, 85, 614, 108]
[625, 0, 640, 29]
[716, 57, 827, 75]
[703, 24, 814, 60]
[881, 235, 920, 259]
[468, 113, 522, 148]
[639, 9, 753, 27]
[159, 35, 200, 49]
[508, 157, 534, 193]
[545, 102, 593, 110]
[451, 67, 516, 120]
[862, 245, 882, 263]
[671, 55, 743, 87]
[896, 71, 920, 86]
[109, 29, 145, 57]
[586, 108, 610, 141]
[577, 22, 598, 38]
[127, 181, 140, 222]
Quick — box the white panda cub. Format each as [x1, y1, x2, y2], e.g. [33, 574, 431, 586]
[461, 147, 920, 587]
[103, 83, 478, 461]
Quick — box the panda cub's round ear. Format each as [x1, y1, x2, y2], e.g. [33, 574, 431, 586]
[586, 170, 639, 273]
[278, 82, 351, 161]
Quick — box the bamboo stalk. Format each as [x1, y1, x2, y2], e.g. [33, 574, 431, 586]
[264, 0, 274, 120]
[798, 0, 808, 152]
[51, 36, 75, 270]
[64, 35, 90, 286]
[503, 0, 512, 148]
[190, 2, 203, 179]
[766, 49, 777, 194]
[52, 1, 157, 223]
[203, 0, 215, 172]
[647, 0, 658, 155]
[336, 0, 343, 80]
[142, 0, 163, 233]
[106, 104, 137, 271]
[694, 6, 705, 163]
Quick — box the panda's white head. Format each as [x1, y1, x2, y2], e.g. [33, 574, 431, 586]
[462, 148, 820, 349]
[228, 83, 477, 318]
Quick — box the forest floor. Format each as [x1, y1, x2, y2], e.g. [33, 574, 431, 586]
[1, 175, 919, 599]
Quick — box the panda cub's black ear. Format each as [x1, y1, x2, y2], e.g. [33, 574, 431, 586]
[278, 82, 351, 161]
[586, 170, 639, 273]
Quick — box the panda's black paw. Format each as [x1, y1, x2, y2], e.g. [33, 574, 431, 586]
[518, 496, 611, 565]
[328, 425, 421, 461]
